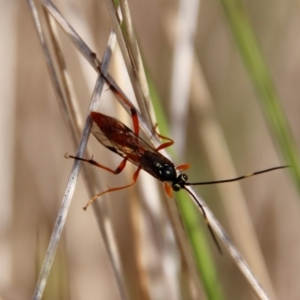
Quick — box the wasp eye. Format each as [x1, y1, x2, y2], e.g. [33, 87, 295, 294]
[181, 174, 188, 182]
[172, 183, 181, 192]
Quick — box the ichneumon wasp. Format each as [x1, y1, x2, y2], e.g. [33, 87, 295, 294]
[65, 66, 289, 252]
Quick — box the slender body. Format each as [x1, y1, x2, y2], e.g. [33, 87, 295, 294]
[67, 110, 288, 252]
[65, 57, 289, 252]
[91, 112, 178, 183]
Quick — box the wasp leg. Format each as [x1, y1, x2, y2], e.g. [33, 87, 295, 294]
[83, 167, 141, 210]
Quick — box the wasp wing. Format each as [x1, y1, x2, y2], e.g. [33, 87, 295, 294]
[90, 112, 174, 179]
[91, 117, 155, 166]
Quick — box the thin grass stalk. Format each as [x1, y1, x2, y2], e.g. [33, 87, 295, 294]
[175, 192, 224, 300]
[190, 56, 277, 299]
[31, 1, 162, 298]
[168, 2, 224, 297]
[161, 188, 208, 300]
[169, 0, 199, 157]
[109, 0, 210, 299]
[110, 2, 215, 297]
[26, 6, 84, 298]
[142, 72, 270, 299]
[26, 0, 78, 146]
[28, 1, 129, 299]
[103, 0, 152, 125]
[111, 2, 217, 297]
[147, 76, 216, 299]
[117, 0, 157, 126]
[41, 0, 149, 124]
[105, 3, 210, 297]
[185, 186, 270, 300]
[42, 7, 84, 134]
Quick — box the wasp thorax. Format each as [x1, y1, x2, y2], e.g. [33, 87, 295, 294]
[157, 163, 177, 182]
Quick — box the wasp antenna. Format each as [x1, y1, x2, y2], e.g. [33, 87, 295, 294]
[184, 188, 222, 254]
[186, 165, 290, 186]
[248, 165, 290, 176]
[64, 153, 70, 159]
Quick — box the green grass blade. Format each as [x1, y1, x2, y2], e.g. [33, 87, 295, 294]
[219, 0, 300, 193]
[148, 74, 225, 300]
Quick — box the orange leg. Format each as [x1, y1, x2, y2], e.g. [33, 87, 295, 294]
[176, 163, 190, 172]
[152, 127, 192, 177]
[65, 154, 141, 210]
[91, 52, 140, 136]
[83, 167, 141, 210]
[164, 182, 173, 198]
[152, 124, 175, 151]
[66, 154, 128, 175]
[109, 83, 139, 136]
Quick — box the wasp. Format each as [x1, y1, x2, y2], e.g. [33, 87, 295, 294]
[66, 69, 288, 252]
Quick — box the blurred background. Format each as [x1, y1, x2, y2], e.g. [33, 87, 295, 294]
[1, 0, 300, 299]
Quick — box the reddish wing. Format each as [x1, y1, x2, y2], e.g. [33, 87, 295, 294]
[91, 112, 151, 162]
[91, 112, 173, 179]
